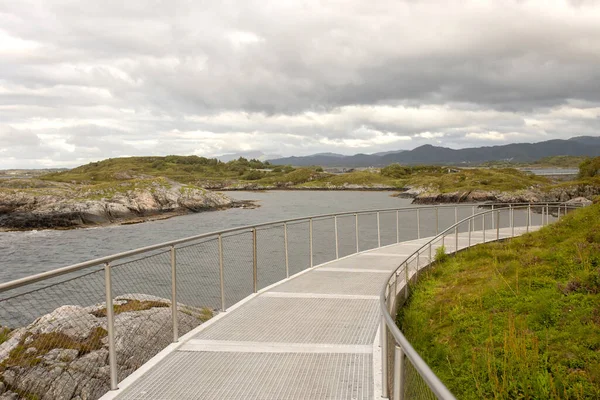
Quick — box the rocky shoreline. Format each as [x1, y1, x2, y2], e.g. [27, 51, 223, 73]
[2, 177, 598, 231]
[0, 179, 257, 231]
[402, 183, 600, 204]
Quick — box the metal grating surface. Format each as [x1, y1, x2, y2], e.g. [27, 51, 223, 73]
[118, 351, 373, 400]
[272, 270, 388, 296]
[193, 296, 379, 344]
[333, 254, 403, 270]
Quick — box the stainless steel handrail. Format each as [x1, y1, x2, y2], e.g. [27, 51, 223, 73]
[0, 201, 578, 395]
[379, 203, 583, 399]
[0, 202, 570, 292]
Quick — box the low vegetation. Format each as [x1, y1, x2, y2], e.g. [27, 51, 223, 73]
[41, 156, 276, 184]
[1, 327, 107, 370]
[4, 156, 598, 204]
[31, 156, 551, 192]
[398, 202, 600, 399]
[90, 299, 169, 317]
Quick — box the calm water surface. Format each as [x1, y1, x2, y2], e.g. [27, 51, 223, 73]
[0, 191, 414, 283]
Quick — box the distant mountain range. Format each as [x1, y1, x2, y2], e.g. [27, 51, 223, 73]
[215, 151, 282, 162]
[267, 136, 600, 167]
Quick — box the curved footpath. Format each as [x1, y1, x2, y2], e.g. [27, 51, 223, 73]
[101, 225, 540, 400]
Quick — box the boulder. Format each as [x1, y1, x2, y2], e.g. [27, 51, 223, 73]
[0, 294, 213, 400]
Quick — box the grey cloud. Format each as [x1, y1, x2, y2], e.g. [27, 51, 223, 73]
[1, 0, 600, 168]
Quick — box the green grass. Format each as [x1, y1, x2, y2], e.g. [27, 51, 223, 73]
[533, 156, 590, 169]
[398, 202, 600, 399]
[1, 327, 107, 370]
[90, 299, 170, 317]
[40, 155, 278, 184]
[1, 155, 575, 198]
[400, 167, 549, 193]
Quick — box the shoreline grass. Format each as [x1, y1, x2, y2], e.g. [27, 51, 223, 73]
[397, 202, 600, 399]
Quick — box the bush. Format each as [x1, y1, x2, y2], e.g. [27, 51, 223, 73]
[578, 157, 600, 178]
[434, 245, 448, 263]
[381, 163, 410, 178]
[242, 170, 264, 180]
[315, 166, 324, 172]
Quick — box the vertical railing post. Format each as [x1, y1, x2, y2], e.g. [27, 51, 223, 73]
[454, 206, 458, 251]
[334, 216, 339, 259]
[396, 210, 400, 243]
[482, 213, 486, 243]
[381, 316, 389, 398]
[527, 204, 531, 233]
[219, 234, 226, 311]
[546, 203, 549, 225]
[468, 217, 471, 248]
[284, 223, 289, 278]
[429, 242, 432, 263]
[393, 345, 405, 400]
[252, 228, 258, 293]
[404, 261, 409, 299]
[170, 245, 178, 342]
[435, 207, 439, 235]
[309, 218, 313, 268]
[557, 204, 561, 219]
[104, 262, 118, 390]
[416, 252, 420, 279]
[510, 204, 514, 237]
[496, 209, 500, 241]
[455, 224, 458, 253]
[355, 213, 359, 253]
[417, 208, 421, 239]
[377, 212, 381, 247]
[491, 204, 495, 229]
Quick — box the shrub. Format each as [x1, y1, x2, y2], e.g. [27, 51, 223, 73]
[435, 245, 448, 263]
[242, 170, 264, 180]
[578, 157, 600, 178]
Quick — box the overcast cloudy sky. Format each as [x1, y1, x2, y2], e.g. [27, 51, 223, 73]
[1, 0, 600, 168]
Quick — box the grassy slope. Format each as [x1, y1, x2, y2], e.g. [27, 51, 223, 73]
[0, 177, 181, 202]
[262, 167, 547, 192]
[28, 156, 552, 194]
[398, 203, 600, 399]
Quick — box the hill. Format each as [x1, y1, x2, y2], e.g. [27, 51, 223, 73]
[268, 136, 600, 167]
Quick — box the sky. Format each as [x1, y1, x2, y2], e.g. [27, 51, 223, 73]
[1, 0, 600, 168]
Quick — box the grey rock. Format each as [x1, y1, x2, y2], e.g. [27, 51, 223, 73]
[566, 196, 593, 206]
[0, 179, 234, 230]
[0, 294, 212, 400]
[28, 305, 102, 340]
[0, 391, 19, 400]
[24, 347, 37, 356]
[1, 370, 16, 386]
[70, 349, 108, 373]
[45, 370, 83, 400]
[77, 377, 107, 400]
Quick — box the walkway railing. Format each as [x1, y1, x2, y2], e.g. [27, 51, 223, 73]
[380, 203, 583, 400]
[0, 202, 579, 399]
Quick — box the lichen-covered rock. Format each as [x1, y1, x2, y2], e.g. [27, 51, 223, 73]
[0, 179, 234, 230]
[0, 294, 213, 400]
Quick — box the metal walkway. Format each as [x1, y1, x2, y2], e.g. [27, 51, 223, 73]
[104, 227, 537, 400]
